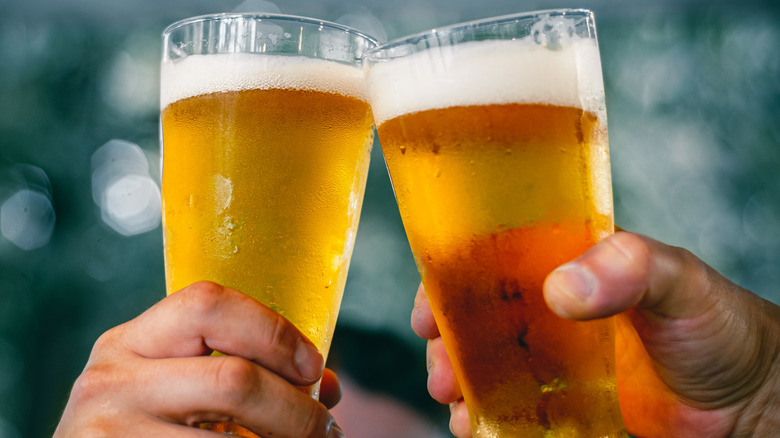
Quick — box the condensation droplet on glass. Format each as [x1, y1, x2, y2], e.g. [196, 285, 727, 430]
[226, 217, 239, 231]
[212, 174, 233, 212]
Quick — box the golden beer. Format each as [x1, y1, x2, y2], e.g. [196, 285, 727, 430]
[366, 11, 626, 437]
[161, 83, 373, 355]
[161, 14, 377, 437]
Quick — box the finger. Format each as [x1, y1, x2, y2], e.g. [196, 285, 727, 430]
[426, 337, 463, 404]
[56, 368, 235, 438]
[115, 281, 324, 386]
[59, 414, 222, 438]
[543, 231, 649, 320]
[411, 283, 440, 339]
[543, 231, 724, 321]
[542, 231, 779, 406]
[106, 420, 220, 438]
[542, 231, 711, 321]
[319, 368, 342, 409]
[132, 355, 337, 438]
[449, 400, 473, 438]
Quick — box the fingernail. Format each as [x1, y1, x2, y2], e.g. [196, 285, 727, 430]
[426, 346, 435, 391]
[548, 263, 598, 302]
[327, 420, 345, 438]
[295, 338, 324, 381]
[448, 402, 459, 433]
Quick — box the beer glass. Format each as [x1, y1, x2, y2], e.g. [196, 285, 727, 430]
[365, 9, 626, 437]
[160, 13, 377, 436]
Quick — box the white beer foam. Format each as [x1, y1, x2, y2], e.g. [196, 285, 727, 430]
[366, 38, 606, 125]
[161, 53, 368, 109]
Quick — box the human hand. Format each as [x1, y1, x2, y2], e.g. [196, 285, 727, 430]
[412, 231, 780, 437]
[54, 281, 344, 438]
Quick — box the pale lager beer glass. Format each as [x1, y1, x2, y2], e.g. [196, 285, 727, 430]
[161, 13, 377, 436]
[365, 10, 627, 437]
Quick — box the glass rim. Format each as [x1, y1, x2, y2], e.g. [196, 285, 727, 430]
[365, 8, 594, 57]
[162, 12, 380, 47]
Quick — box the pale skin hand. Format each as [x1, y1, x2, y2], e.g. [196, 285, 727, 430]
[54, 281, 344, 438]
[412, 231, 780, 438]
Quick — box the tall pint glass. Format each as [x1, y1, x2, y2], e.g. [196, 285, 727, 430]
[365, 10, 626, 437]
[160, 14, 377, 436]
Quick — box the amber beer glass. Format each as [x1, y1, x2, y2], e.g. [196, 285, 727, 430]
[160, 14, 376, 436]
[365, 10, 626, 437]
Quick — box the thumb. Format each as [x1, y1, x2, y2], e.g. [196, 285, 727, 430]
[543, 231, 707, 322]
[543, 230, 779, 410]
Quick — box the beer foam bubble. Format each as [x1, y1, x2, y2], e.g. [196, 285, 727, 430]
[161, 53, 368, 109]
[366, 38, 606, 125]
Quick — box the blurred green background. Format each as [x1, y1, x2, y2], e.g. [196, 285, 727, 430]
[1, 0, 778, 437]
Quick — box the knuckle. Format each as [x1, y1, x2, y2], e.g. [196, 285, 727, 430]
[90, 330, 118, 356]
[70, 364, 117, 405]
[609, 231, 650, 261]
[78, 419, 117, 438]
[264, 311, 293, 350]
[605, 232, 655, 278]
[180, 281, 226, 318]
[211, 356, 259, 406]
[298, 404, 329, 438]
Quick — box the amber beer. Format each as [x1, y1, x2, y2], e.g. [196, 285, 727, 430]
[366, 10, 626, 437]
[161, 14, 376, 437]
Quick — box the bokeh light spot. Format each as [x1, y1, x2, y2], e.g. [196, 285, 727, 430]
[0, 188, 55, 251]
[91, 139, 161, 236]
[102, 174, 161, 236]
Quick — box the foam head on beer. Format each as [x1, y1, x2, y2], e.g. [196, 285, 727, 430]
[366, 14, 612, 222]
[161, 53, 369, 110]
[365, 14, 606, 127]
